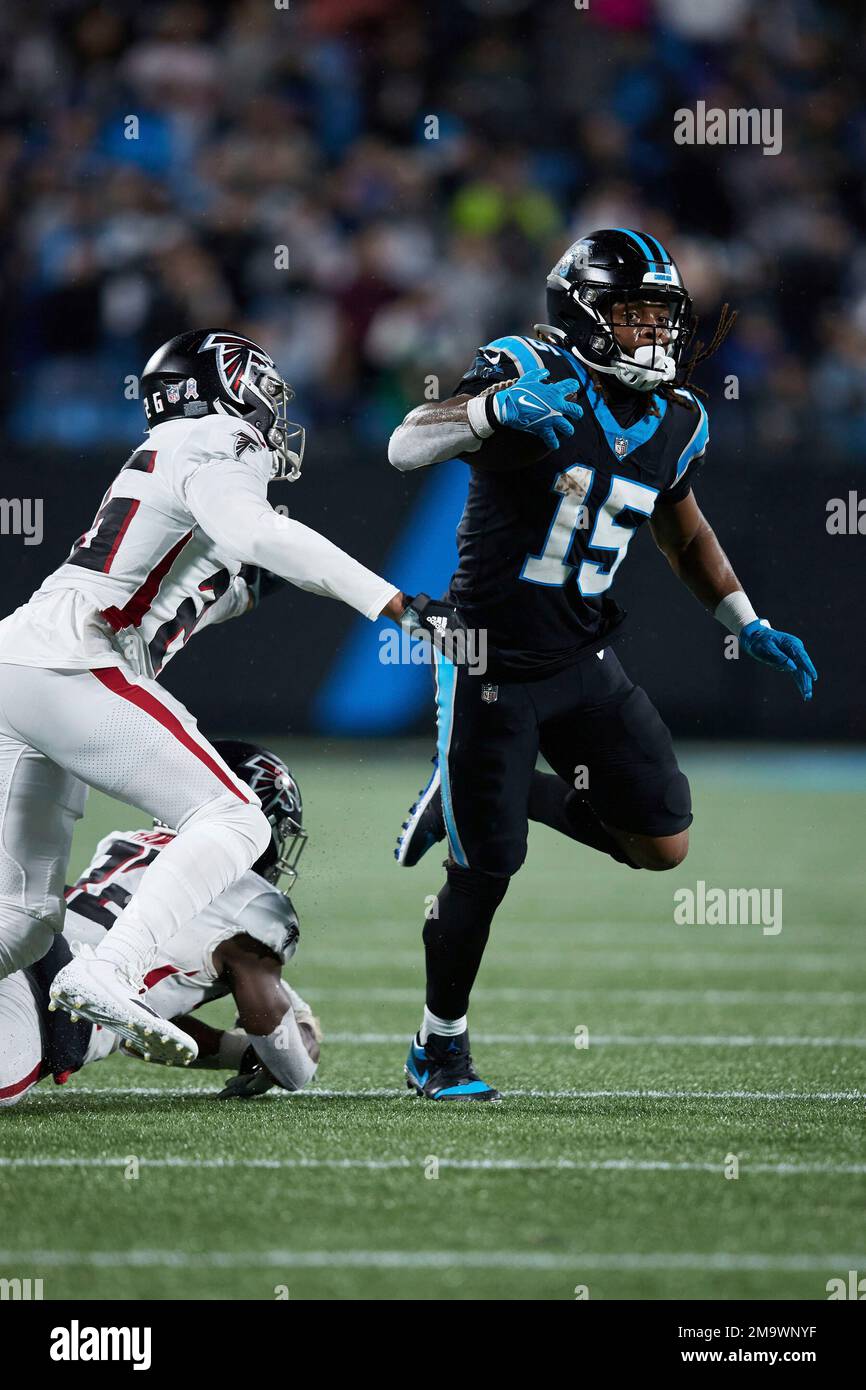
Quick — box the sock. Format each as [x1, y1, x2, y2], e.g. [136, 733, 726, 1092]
[420, 1006, 467, 1044]
[423, 863, 510, 1018]
[528, 771, 637, 867]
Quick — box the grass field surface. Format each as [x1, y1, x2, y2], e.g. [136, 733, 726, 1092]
[1, 741, 863, 1301]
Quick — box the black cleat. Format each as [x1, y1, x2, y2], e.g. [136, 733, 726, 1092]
[395, 756, 445, 867]
[404, 1029, 500, 1101]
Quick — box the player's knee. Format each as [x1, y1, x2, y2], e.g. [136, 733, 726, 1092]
[0, 909, 56, 980]
[244, 804, 273, 859]
[630, 831, 689, 872]
[183, 794, 271, 860]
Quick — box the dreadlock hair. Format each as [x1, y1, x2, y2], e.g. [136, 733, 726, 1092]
[654, 302, 739, 413]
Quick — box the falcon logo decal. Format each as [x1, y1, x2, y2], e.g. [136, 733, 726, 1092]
[199, 333, 274, 405]
[240, 754, 299, 819]
[234, 431, 259, 459]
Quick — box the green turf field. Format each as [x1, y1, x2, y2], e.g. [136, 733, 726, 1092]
[1, 742, 864, 1301]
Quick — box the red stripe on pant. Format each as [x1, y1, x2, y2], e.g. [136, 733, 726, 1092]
[0, 1060, 41, 1100]
[143, 964, 179, 990]
[90, 667, 251, 804]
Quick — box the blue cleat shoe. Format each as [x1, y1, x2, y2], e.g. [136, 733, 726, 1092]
[404, 1030, 500, 1101]
[394, 756, 445, 867]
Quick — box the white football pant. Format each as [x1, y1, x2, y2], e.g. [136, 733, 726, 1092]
[0, 663, 271, 981]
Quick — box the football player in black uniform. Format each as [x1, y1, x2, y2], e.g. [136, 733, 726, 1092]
[388, 228, 816, 1101]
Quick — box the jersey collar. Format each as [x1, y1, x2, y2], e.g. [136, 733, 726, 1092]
[553, 345, 667, 457]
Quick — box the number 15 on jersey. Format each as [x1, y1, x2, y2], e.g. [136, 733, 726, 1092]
[520, 465, 659, 594]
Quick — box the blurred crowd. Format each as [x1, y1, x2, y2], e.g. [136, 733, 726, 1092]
[2, 0, 866, 460]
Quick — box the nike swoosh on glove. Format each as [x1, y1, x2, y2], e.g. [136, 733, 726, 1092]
[739, 620, 818, 701]
[491, 366, 584, 451]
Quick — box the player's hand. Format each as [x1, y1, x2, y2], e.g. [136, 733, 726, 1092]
[491, 367, 584, 452]
[739, 620, 818, 701]
[239, 564, 287, 609]
[216, 1045, 278, 1100]
[400, 593, 466, 656]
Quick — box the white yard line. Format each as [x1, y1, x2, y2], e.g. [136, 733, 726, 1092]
[0, 1248, 861, 1272]
[308, 950, 862, 973]
[30, 1085, 866, 1101]
[306, 987, 866, 1006]
[2, 1155, 864, 1175]
[322, 1032, 866, 1047]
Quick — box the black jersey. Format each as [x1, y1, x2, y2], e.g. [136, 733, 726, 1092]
[447, 333, 709, 680]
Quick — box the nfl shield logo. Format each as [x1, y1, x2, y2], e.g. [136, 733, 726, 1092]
[614, 435, 629, 457]
[481, 683, 498, 704]
[166, 383, 181, 404]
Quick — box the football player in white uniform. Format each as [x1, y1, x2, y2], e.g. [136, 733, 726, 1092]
[0, 741, 320, 1105]
[0, 330, 459, 1063]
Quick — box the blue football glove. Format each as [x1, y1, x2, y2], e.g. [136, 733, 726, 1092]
[739, 619, 818, 701]
[491, 367, 584, 452]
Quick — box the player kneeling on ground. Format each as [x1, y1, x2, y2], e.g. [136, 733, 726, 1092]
[0, 741, 319, 1105]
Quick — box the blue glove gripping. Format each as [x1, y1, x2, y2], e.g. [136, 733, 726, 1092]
[492, 366, 584, 452]
[740, 620, 818, 701]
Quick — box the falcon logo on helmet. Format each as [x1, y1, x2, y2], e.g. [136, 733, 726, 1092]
[198, 333, 275, 408]
[212, 740, 307, 893]
[140, 329, 306, 482]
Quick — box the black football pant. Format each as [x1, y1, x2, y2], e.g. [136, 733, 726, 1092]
[423, 646, 691, 1019]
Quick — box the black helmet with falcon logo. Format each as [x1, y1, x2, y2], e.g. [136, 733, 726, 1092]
[213, 740, 307, 892]
[140, 329, 305, 480]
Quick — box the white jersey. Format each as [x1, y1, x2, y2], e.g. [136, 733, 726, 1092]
[0, 413, 397, 678]
[64, 825, 298, 1018]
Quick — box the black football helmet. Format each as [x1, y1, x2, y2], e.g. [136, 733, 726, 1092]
[539, 229, 695, 392]
[140, 330, 305, 480]
[214, 740, 307, 892]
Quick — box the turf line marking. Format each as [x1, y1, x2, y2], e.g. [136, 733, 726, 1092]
[324, 1032, 866, 1047]
[0, 1249, 861, 1272]
[29, 1085, 866, 1102]
[2, 1156, 864, 1175]
[309, 948, 864, 974]
[308, 987, 866, 1006]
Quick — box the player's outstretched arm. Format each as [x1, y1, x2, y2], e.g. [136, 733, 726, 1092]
[651, 491, 817, 701]
[186, 457, 404, 621]
[388, 367, 584, 471]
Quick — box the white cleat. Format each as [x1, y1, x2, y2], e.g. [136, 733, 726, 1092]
[394, 757, 445, 868]
[49, 950, 197, 1067]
